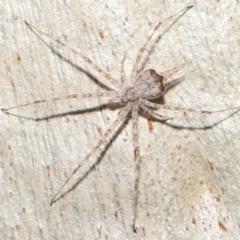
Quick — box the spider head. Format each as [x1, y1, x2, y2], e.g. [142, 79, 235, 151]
[120, 86, 139, 105]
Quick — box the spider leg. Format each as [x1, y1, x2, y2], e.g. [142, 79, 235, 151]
[140, 103, 173, 121]
[25, 21, 121, 90]
[120, 52, 127, 85]
[130, 5, 193, 83]
[50, 105, 131, 205]
[160, 64, 185, 82]
[164, 76, 185, 92]
[1, 91, 118, 113]
[132, 106, 141, 232]
[141, 99, 240, 114]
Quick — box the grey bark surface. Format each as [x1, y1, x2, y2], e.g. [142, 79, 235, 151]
[1, 1, 240, 239]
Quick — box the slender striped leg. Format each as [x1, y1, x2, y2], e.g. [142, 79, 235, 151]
[1, 91, 118, 113]
[141, 99, 240, 114]
[132, 106, 141, 232]
[140, 103, 173, 121]
[25, 21, 121, 90]
[120, 52, 127, 86]
[160, 64, 185, 82]
[130, 5, 193, 83]
[50, 106, 131, 205]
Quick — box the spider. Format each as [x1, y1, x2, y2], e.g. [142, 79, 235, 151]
[2, 5, 239, 232]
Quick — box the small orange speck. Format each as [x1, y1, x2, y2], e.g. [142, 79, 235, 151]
[15, 225, 20, 230]
[216, 196, 221, 202]
[147, 119, 153, 131]
[46, 165, 51, 175]
[17, 54, 21, 62]
[218, 220, 227, 231]
[114, 211, 118, 220]
[98, 30, 104, 39]
[208, 161, 214, 170]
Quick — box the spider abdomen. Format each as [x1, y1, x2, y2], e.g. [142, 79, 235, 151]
[134, 69, 165, 100]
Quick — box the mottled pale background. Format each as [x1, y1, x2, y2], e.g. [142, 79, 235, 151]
[1, 0, 240, 239]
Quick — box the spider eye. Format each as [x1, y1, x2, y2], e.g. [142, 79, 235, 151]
[120, 98, 125, 104]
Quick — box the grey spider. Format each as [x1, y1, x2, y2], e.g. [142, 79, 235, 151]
[3, 5, 239, 232]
